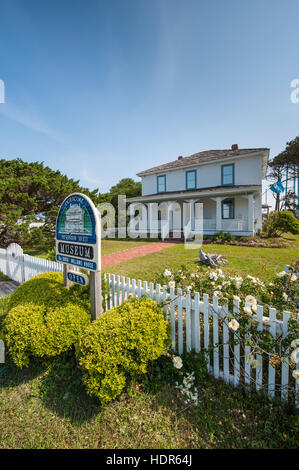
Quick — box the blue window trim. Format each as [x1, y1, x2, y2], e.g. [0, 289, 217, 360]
[221, 198, 235, 219]
[157, 174, 166, 193]
[185, 170, 197, 190]
[221, 163, 235, 186]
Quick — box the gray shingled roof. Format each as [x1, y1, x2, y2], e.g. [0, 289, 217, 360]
[137, 148, 269, 176]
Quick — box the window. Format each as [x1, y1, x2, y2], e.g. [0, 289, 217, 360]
[186, 170, 197, 190]
[157, 174, 166, 193]
[222, 198, 234, 219]
[221, 164, 235, 186]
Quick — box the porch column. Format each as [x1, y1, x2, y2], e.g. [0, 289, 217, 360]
[147, 203, 151, 237]
[168, 201, 173, 233]
[190, 200, 195, 232]
[216, 197, 222, 232]
[128, 203, 136, 238]
[247, 194, 254, 234]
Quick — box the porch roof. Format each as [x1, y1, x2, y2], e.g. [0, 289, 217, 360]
[127, 184, 261, 203]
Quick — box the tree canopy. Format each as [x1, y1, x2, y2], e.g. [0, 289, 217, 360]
[0, 159, 142, 247]
[267, 136, 299, 212]
[0, 159, 99, 246]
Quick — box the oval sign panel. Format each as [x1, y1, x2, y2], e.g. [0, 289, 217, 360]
[56, 193, 101, 272]
[67, 271, 89, 286]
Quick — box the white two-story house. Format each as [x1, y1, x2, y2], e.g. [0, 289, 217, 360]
[127, 145, 269, 238]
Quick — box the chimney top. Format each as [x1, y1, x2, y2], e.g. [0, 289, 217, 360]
[231, 144, 239, 151]
[177, 155, 183, 160]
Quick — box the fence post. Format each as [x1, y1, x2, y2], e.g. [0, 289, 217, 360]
[21, 254, 25, 283]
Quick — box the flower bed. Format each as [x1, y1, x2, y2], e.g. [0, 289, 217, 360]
[203, 237, 290, 248]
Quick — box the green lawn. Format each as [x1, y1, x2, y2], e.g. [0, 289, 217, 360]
[103, 235, 299, 283]
[23, 239, 155, 259]
[0, 351, 297, 449]
[6, 235, 299, 284]
[0, 236, 298, 449]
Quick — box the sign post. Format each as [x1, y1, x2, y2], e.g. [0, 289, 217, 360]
[56, 193, 102, 320]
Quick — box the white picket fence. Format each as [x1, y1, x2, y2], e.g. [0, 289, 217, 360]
[104, 273, 299, 404]
[0, 243, 298, 403]
[0, 243, 62, 283]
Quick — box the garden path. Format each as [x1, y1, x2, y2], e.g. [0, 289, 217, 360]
[0, 281, 19, 298]
[101, 242, 175, 268]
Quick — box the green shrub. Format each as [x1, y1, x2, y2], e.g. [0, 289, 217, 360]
[76, 297, 170, 404]
[262, 210, 299, 237]
[3, 272, 91, 367]
[212, 231, 234, 242]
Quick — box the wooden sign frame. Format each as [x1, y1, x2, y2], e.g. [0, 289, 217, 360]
[56, 193, 102, 320]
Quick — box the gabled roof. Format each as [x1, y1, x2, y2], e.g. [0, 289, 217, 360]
[137, 148, 269, 177]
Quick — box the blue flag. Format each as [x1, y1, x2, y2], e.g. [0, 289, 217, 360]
[270, 179, 284, 194]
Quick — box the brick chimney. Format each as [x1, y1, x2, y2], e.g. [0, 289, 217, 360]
[177, 155, 183, 160]
[231, 144, 239, 151]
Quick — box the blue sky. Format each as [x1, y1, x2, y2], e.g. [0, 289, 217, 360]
[0, 0, 298, 206]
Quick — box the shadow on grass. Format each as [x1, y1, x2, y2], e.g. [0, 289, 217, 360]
[0, 350, 101, 425]
[37, 350, 102, 424]
[1, 348, 298, 448]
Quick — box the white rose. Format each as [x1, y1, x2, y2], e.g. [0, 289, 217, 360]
[173, 356, 183, 369]
[228, 319, 240, 331]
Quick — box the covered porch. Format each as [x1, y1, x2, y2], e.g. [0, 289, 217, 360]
[127, 190, 261, 239]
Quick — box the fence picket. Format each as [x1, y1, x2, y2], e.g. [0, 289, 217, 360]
[132, 278, 136, 298]
[281, 310, 290, 401]
[256, 305, 263, 392]
[111, 274, 116, 307]
[143, 280, 148, 297]
[233, 299, 240, 387]
[268, 308, 277, 398]
[137, 279, 142, 299]
[194, 292, 200, 353]
[177, 288, 183, 355]
[155, 283, 161, 303]
[170, 286, 176, 351]
[121, 276, 126, 304]
[203, 294, 210, 369]
[244, 302, 251, 387]
[212, 295, 219, 379]
[162, 285, 168, 320]
[186, 292, 191, 352]
[222, 303, 229, 383]
[116, 275, 120, 305]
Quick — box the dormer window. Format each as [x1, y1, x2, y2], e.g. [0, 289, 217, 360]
[157, 174, 166, 193]
[186, 170, 197, 190]
[221, 163, 235, 186]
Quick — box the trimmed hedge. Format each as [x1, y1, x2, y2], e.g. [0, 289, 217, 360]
[3, 272, 90, 367]
[76, 297, 170, 404]
[7, 272, 89, 311]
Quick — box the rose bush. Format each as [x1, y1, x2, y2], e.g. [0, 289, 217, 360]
[155, 265, 299, 392]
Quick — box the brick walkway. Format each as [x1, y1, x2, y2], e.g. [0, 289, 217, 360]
[102, 242, 175, 268]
